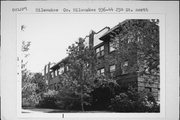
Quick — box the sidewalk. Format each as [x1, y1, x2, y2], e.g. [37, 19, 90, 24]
[22, 108, 66, 113]
[21, 108, 111, 113]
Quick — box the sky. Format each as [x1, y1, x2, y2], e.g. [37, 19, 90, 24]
[18, 14, 125, 73]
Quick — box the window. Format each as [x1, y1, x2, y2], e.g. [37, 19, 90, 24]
[58, 67, 64, 75]
[97, 68, 105, 75]
[110, 64, 116, 77]
[109, 41, 115, 52]
[123, 61, 128, 67]
[55, 70, 58, 76]
[121, 61, 128, 74]
[157, 88, 160, 101]
[51, 72, 54, 78]
[96, 45, 104, 57]
[66, 66, 69, 72]
[145, 87, 152, 92]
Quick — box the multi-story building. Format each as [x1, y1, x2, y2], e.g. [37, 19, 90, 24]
[43, 19, 160, 101]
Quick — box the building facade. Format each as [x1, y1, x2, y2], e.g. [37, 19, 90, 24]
[43, 20, 160, 101]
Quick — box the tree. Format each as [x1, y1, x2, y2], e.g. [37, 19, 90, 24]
[112, 19, 159, 83]
[21, 41, 31, 85]
[21, 40, 35, 107]
[56, 38, 120, 111]
[59, 38, 97, 111]
[21, 41, 43, 107]
[31, 72, 47, 94]
[22, 80, 41, 107]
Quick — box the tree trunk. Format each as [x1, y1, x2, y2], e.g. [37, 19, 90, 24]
[80, 64, 85, 111]
[81, 94, 84, 111]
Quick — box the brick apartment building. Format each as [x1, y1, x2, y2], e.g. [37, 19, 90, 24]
[43, 19, 160, 101]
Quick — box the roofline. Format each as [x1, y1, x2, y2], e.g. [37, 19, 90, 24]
[50, 27, 110, 70]
[99, 19, 129, 40]
[50, 56, 69, 70]
[94, 26, 110, 35]
[99, 19, 158, 40]
[82, 26, 110, 40]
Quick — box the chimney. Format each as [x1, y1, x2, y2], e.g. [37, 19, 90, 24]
[44, 65, 46, 76]
[89, 30, 94, 48]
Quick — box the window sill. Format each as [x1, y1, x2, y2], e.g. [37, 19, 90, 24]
[109, 50, 116, 55]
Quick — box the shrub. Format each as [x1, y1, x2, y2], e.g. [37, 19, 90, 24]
[109, 93, 134, 112]
[22, 98, 31, 108]
[109, 88, 160, 112]
[55, 92, 82, 110]
[37, 96, 57, 109]
[36, 90, 58, 109]
[22, 92, 41, 108]
[90, 76, 120, 111]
